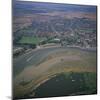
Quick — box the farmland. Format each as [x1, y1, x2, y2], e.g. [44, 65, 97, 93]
[13, 1, 97, 49]
[18, 36, 45, 44]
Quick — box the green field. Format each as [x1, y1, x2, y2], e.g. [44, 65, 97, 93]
[79, 29, 95, 33]
[34, 72, 97, 97]
[18, 36, 45, 44]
